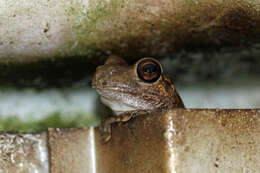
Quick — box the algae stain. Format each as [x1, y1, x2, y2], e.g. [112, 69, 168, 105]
[65, 0, 122, 56]
[0, 113, 100, 133]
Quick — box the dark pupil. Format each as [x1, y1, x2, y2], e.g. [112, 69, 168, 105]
[143, 64, 156, 74]
[137, 60, 161, 83]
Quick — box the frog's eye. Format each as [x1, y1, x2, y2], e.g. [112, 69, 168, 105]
[137, 58, 162, 83]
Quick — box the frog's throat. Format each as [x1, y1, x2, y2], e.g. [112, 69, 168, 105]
[101, 97, 137, 115]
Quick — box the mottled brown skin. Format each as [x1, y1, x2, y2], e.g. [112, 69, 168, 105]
[92, 55, 184, 141]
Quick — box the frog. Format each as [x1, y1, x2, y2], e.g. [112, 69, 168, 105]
[92, 55, 184, 142]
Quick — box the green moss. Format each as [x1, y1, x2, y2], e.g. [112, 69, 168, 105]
[66, 0, 121, 55]
[0, 113, 100, 133]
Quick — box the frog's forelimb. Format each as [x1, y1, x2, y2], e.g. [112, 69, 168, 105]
[100, 110, 148, 142]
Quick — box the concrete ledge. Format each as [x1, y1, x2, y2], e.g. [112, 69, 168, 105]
[48, 128, 95, 173]
[2, 0, 260, 63]
[1, 109, 260, 172]
[96, 109, 260, 172]
[0, 132, 48, 173]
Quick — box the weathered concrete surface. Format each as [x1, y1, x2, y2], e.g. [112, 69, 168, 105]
[0, 0, 71, 63]
[96, 109, 260, 172]
[1, 0, 260, 87]
[0, 132, 48, 173]
[1, 0, 260, 63]
[48, 128, 95, 173]
[168, 109, 260, 172]
[47, 109, 260, 173]
[1, 110, 260, 172]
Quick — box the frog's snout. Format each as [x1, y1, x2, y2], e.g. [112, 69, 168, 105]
[92, 66, 103, 89]
[96, 65, 103, 72]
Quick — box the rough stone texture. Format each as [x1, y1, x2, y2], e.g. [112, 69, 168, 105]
[88, 0, 260, 58]
[1, 0, 260, 87]
[0, 0, 72, 63]
[168, 109, 260, 172]
[96, 109, 260, 173]
[1, 109, 260, 172]
[95, 111, 169, 173]
[48, 128, 95, 173]
[1, 0, 260, 63]
[0, 132, 48, 173]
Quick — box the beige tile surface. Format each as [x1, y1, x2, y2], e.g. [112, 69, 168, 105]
[48, 128, 95, 173]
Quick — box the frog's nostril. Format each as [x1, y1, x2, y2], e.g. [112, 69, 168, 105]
[102, 81, 107, 86]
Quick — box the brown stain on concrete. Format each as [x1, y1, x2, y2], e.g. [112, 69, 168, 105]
[89, 0, 260, 58]
[96, 109, 260, 172]
[47, 109, 260, 172]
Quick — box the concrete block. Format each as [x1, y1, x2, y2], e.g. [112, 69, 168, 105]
[2, 109, 258, 172]
[0, 132, 48, 173]
[96, 109, 260, 173]
[48, 128, 96, 173]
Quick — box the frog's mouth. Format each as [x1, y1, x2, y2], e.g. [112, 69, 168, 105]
[94, 86, 135, 100]
[94, 85, 157, 112]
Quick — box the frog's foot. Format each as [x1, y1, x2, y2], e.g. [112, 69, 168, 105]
[99, 116, 117, 142]
[100, 110, 148, 142]
[99, 124, 111, 142]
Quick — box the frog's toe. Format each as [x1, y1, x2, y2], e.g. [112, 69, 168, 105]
[99, 122, 112, 142]
[101, 132, 111, 142]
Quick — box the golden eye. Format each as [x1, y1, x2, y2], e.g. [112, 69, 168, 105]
[137, 58, 162, 83]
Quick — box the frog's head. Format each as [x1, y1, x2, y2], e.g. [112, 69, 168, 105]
[92, 55, 184, 114]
